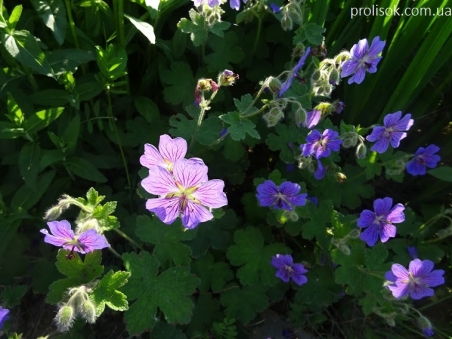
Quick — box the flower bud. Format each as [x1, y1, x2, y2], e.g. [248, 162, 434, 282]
[355, 143, 367, 159]
[281, 15, 293, 31]
[329, 68, 340, 86]
[348, 228, 360, 239]
[288, 210, 299, 222]
[218, 70, 238, 86]
[267, 76, 282, 93]
[340, 244, 350, 255]
[55, 305, 75, 332]
[336, 172, 347, 183]
[293, 107, 307, 126]
[287, 4, 302, 24]
[44, 205, 64, 221]
[418, 315, 434, 337]
[80, 300, 97, 324]
[311, 69, 321, 82]
[76, 218, 101, 234]
[263, 108, 284, 127]
[386, 318, 395, 327]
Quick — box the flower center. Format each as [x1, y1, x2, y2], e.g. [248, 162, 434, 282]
[166, 182, 200, 210]
[284, 265, 294, 276]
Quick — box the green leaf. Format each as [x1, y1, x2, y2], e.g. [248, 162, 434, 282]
[134, 96, 160, 123]
[32, 0, 67, 45]
[177, 9, 208, 47]
[8, 5, 23, 29]
[124, 14, 155, 44]
[227, 227, 288, 286]
[1, 30, 54, 77]
[18, 143, 41, 190]
[122, 251, 200, 334]
[135, 215, 197, 266]
[191, 253, 234, 293]
[220, 285, 268, 324]
[0, 210, 26, 264]
[265, 124, 300, 162]
[90, 270, 130, 315]
[64, 157, 108, 183]
[92, 201, 119, 231]
[187, 209, 236, 257]
[224, 138, 245, 161]
[47, 49, 95, 75]
[47, 250, 104, 304]
[161, 61, 195, 106]
[210, 21, 231, 38]
[186, 294, 221, 336]
[30, 89, 70, 106]
[357, 150, 382, 180]
[300, 200, 334, 248]
[11, 170, 56, 209]
[0, 122, 24, 139]
[428, 166, 452, 182]
[150, 322, 187, 339]
[220, 112, 260, 141]
[24, 107, 64, 134]
[233, 94, 258, 114]
[294, 23, 325, 45]
[1, 285, 27, 308]
[205, 32, 244, 73]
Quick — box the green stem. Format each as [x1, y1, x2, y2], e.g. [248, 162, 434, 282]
[189, 90, 219, 151]
[252, 18, 262, 57]
[113, 228, 144, 251]
[241, 104, 269, 119]
[106, 91, 132, 189]
[113, 0, 131, 98]
[64, 0, 79, 49]
[108, 246, 122, 259]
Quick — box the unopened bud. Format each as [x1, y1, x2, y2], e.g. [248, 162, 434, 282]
[386, 318, 395, 327]
[44, 205, 64, 221]
[196, 78, 212, 91]
[329, 68, 340, 86]
[55, 305, 75, 332]
[336, 172, 347, 183]
[311, 69, 321, 82]
[348, 229, 360, 239]
[267, 76, 282, 93]
[355, 143, 367, 159]
[80, 300, 97, 324]
[281, 15, 293, 31]
[263, 109, 284, 127]
[76, 218, 100, 234]
[287, 4, 302, 23]
[340, 245, 350, 255]
[418, 315, 434, 337]
[293, 107, 307, 126]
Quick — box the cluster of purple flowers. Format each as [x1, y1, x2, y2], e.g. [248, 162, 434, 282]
[192, 0, 247, 10]
[40, 220, 110, 254]
[140, 134, 227, 229]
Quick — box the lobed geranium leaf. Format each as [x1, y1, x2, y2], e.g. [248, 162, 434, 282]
[227, 227, 289, 286]
[220, 285, 268, 324]
[205, 32, 244, 73]
[186, 294, 222, 336]
[161, 61, 195, 106]
[191, 253, 234, 293]
[177, 9, 208, 47]
[90, 270, 130, 315]
[46, 250, 104, 304]
[135, 215, 196, 267]
[265, 123, 301, 163]
[122, 251, 200, 335]
[150, 322, 187, 339]
[220, 112, 260, 141]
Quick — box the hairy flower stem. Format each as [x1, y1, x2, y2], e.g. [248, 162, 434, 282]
[252, 18, 262, 57]
[189, 91, 219, 151]
[113, 228, 144, 251]
[106, 92, 131, 190]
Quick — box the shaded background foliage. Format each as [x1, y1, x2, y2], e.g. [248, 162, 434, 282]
[0, 0, 451, 338]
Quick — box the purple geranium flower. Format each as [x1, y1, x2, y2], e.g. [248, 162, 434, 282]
[256, 180, 307, 211]
[341, 36, 385, 84]
[366, 111, 414, 153]
[40, 220, 110, 254]
[301, 129, 342, 159]
[302, 109, 322, 128]
[279, 47, 311, 97]
[192, 0, 220, 7]
[385, 259, 445, 300]
[140, 134, 203, 172]
[271, 254, 308, 286]
[270, 3, 281, 13]
[406, 144, 440, 176]
[314, 158, 327, 180]
[141, 159, 227, 229]
[230, 0, 247, 10]
[0, 307, 9, 330]
[357, 197, 405, 246]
